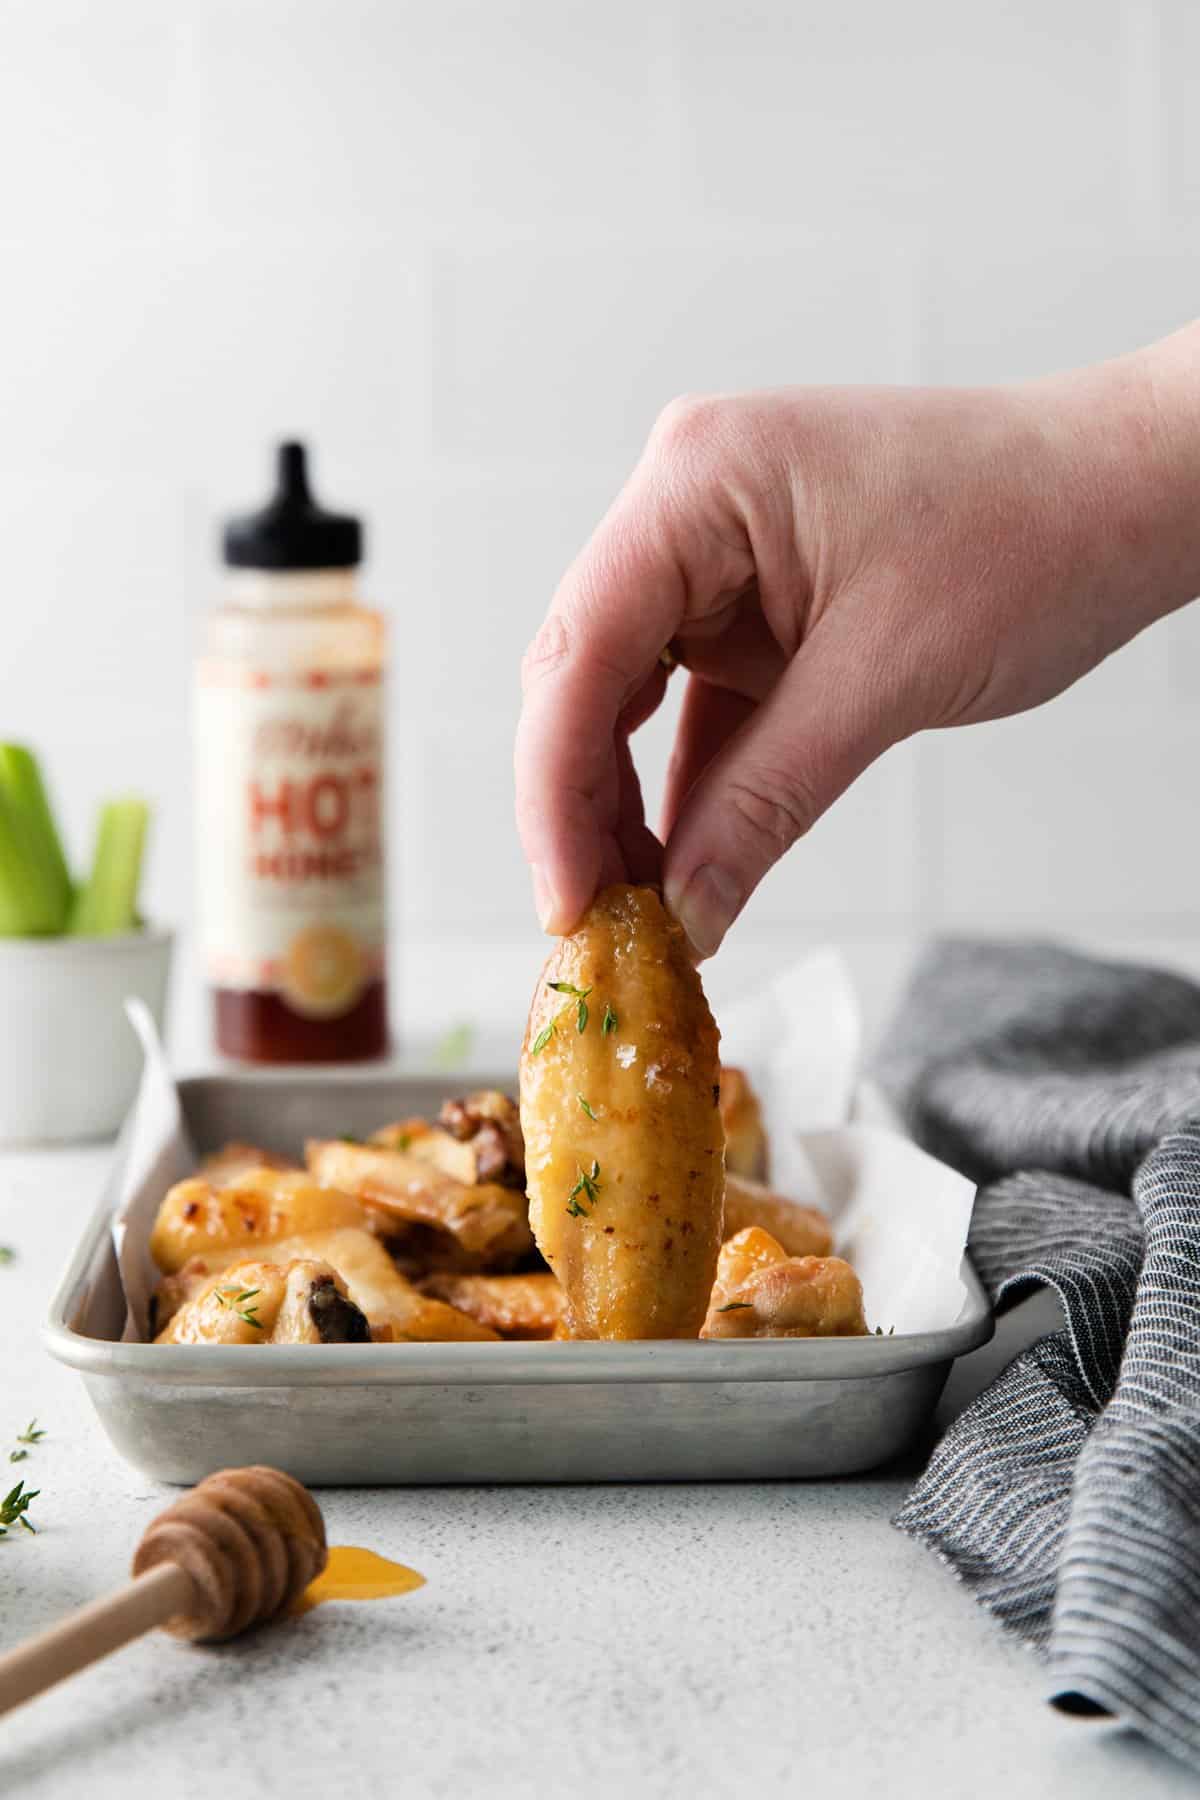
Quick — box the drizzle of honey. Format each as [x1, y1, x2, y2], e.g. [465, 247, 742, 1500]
[292, 1545, 426, 1615]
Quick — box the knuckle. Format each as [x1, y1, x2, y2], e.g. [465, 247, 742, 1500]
[520, 614, 571, 692]
[650, 392, 725, 463]
[725, 763, 817, 861]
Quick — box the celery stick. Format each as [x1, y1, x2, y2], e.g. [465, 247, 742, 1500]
[0, 773, 72, 934]
[69, 798, 149, 936]
[0, 744, 72, 930]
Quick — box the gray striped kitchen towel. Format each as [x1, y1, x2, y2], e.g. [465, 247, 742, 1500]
[873, 938, 1200, 1769]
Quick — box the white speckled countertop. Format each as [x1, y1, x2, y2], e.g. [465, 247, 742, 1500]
[0, 1142, 1194, 1800]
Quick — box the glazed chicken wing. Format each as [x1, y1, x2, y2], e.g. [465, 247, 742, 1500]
[718, 1068, 769, 1181]
[149, 1168, 370, 1274]
[520, 883, 724, 1340]
[702, 1227, 867, 1339]
[305, 1138, 533, 1269]
[418, 1271, 563, 1339]
[155, 1258, 371, 1345]
[371, 1092, 525, 1189]
[152, 1229, 498, 1344]
[722, 1173, 833, 1259]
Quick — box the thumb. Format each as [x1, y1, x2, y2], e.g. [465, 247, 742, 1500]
[662, 606, 901, 957]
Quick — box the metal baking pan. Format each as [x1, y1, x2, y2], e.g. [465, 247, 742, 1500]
[44, 1072, 993, 1485]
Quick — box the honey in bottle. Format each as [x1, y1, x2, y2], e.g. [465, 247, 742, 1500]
[196, 443, 388, 1062]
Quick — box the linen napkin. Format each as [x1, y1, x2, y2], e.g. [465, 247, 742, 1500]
[874, 937, 1200, 1770]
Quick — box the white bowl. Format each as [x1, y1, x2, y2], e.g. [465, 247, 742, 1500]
[0, 927, 172, 1145]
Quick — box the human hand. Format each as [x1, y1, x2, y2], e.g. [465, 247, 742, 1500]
[515, 327, 1200, 955]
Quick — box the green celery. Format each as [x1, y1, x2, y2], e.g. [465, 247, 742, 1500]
[0, 744, 72, 931]
[0, 763, 71, 936]
[69, 798, 149, 937]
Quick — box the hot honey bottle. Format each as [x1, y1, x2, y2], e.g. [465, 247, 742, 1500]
[196, 443, 388, 1062]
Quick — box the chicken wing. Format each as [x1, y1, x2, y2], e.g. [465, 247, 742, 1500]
[305, 1137, 532, 1269]
[151, 1229, 499, 1344]
[149, 1168, 370, 1274]
[718, 1068, 769, 1180]
[722, 1173, 833, 1258]
[701, 1226, 867, 1339]
[371, 1092, 525, 1189]
[419, 1271, 563, 1339]
[520, 883, 724, 1340]
[155, 1258, 371, 1345]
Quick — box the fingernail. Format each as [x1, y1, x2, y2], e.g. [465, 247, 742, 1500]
[530, 864, 556, 933]
[666, 864, 740, 959]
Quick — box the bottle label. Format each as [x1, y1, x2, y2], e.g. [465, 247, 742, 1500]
[196, 662, 385, 1018]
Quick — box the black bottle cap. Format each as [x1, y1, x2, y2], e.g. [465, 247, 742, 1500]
[223, 442, 363, 570]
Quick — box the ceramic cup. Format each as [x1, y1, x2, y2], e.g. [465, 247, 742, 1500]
[0, 926, 172, 1145]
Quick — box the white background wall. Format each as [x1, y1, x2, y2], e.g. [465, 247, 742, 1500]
[1, 0, 1198, 1058]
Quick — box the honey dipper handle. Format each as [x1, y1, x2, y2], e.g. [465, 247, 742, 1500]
[0, 1561, 194, 1718]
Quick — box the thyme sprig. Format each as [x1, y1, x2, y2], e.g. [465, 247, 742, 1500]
[0, 1246, 14, 1265]
[15, 1420, 44, 1446]
[566, 1160, 602, 1218]
[213, 1286, 264, 1329]
[0, 1480, 38, 1535]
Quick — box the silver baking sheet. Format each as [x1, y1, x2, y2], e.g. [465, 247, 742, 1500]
[44, 1072, 993, 1486]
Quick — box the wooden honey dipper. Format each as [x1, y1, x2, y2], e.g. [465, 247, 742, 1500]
[0, 1465, 327, 1718]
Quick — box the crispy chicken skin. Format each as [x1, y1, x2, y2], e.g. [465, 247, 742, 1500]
[419, 1271, 563, 1339]
[149, 1169, 369, 1274]
[702, 1227, 867, 1339]
[155, 1258, 371, 1345]
[722, 1173, 833, 1259]
[718, 1068, 769, 1181]
[305, 1138, 533, 1268]
[520, 883, 724, 1340]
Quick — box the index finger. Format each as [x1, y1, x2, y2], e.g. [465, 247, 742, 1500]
[514, 480, 688, 934]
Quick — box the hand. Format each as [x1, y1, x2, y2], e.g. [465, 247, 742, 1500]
[515, 326, 1200, 955]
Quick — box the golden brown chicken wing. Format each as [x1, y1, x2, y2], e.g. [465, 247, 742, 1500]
[151, 1229, 498, 1344]
[418, 1271, 563, 1339]
[722, 1173, 833, 1258]
[371, 1092, 524, 1188]
[520, 883, 724, 1340]
[149, 1169, 370, 1274]
[155, 1258, 371, 1345]
[305, 1138, 533, 1269]
[701, 1226, 867, 1339]
[718, 1068, 769, 1180]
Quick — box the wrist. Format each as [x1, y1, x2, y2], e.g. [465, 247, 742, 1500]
[1063, 325, 1200, 632]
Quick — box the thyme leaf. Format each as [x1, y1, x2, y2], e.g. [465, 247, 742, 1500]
[0, 1246, 14, 1265]
[576, 1094, 596, 1120]
[531, 1021, 556, 1055]
[213, 1286, 264, 1329]
[601, 1005, 617, 1037]
[565, 1159, 602, 1216]
[716, 1301, 753, 1313]
[547, 981, 591, 1033]
[0, 1480, 38, 1536]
